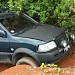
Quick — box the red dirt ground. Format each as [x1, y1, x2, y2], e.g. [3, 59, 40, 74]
[0, 65, 75, 75]
[0, 43, 75, 75]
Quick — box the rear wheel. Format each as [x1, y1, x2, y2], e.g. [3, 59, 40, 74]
[16, 57, 38, 68]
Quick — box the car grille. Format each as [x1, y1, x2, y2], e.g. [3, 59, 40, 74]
[54, 32, 68, 47]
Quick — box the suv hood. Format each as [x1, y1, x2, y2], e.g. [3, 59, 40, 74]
[17, 25, 65, 42]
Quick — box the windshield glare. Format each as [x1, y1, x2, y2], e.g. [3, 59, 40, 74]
[1, 14, 35, 34]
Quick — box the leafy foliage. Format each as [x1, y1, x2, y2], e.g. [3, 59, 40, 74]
[0, 0, 75, 33]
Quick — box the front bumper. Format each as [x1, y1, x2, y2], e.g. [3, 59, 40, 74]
[35, 45, 71, 64]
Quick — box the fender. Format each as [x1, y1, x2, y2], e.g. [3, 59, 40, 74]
[12, 48, 40, 65]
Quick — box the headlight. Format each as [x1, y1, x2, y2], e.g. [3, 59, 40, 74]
[38, 41, 57, 52]
[61, 40, 67, 47]
[70, 34, 75, 40]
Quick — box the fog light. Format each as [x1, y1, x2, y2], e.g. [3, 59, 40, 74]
[70, 34, 75, 40]
[61, 40, 67, 47]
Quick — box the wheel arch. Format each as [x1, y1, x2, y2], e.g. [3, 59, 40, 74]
[12, 48, 40, 65]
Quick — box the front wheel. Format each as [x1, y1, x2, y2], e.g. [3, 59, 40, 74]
[16, 57, 38, 68]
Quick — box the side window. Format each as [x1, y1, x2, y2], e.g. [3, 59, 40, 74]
[0, 29, 5, 37]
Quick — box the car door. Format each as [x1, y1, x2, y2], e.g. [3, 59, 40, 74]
[0, 29, 11, 63]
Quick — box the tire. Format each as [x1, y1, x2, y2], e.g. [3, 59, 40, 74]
[16, 57, 38, 68]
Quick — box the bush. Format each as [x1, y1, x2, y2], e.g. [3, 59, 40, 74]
[0, 0, 75, 33]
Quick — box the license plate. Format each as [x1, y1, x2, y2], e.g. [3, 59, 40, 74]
[64, 45, 70, 51]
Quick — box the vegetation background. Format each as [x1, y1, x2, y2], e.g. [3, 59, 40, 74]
[0, 0, 75, 33]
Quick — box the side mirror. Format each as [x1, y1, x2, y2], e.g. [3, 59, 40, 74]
[0, 30, 6, 37]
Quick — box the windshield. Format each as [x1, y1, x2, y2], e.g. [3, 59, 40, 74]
[0, 14, 37, 35]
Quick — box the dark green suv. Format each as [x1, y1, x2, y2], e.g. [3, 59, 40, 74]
[0, 10, 75, 68]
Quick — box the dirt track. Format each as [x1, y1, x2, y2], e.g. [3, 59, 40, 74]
[0, 43, 75, 72]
